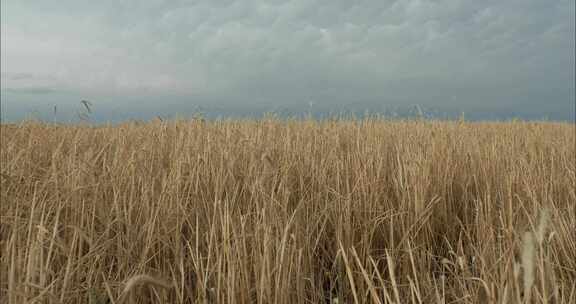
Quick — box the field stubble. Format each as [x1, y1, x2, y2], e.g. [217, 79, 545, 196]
[0, 119, 575, 303]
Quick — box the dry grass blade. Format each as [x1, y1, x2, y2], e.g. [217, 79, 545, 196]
[118, 275, 172, 304]
[351, 247, 382, 304]
[339, 242, 360, 304]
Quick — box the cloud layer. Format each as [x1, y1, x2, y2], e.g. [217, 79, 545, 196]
[1, 0, 574, 121]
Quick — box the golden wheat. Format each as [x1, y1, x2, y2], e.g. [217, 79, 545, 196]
[0, 119, 574, 303]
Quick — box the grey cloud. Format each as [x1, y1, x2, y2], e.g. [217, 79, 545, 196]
[2, 87, 57, 95]
[1, 0, 574, 121]
[2, 72, 35, 80]
[1, 72, 59, 81]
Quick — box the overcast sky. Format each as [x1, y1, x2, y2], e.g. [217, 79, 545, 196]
[1, 0, 575, 122]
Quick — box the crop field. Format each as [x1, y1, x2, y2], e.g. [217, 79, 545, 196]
[0, 119, 575, 303]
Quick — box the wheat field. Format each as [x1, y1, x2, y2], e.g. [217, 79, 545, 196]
[1, 118, 575, 303]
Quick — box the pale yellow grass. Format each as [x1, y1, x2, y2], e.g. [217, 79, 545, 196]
[0, 118, 574, 303]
